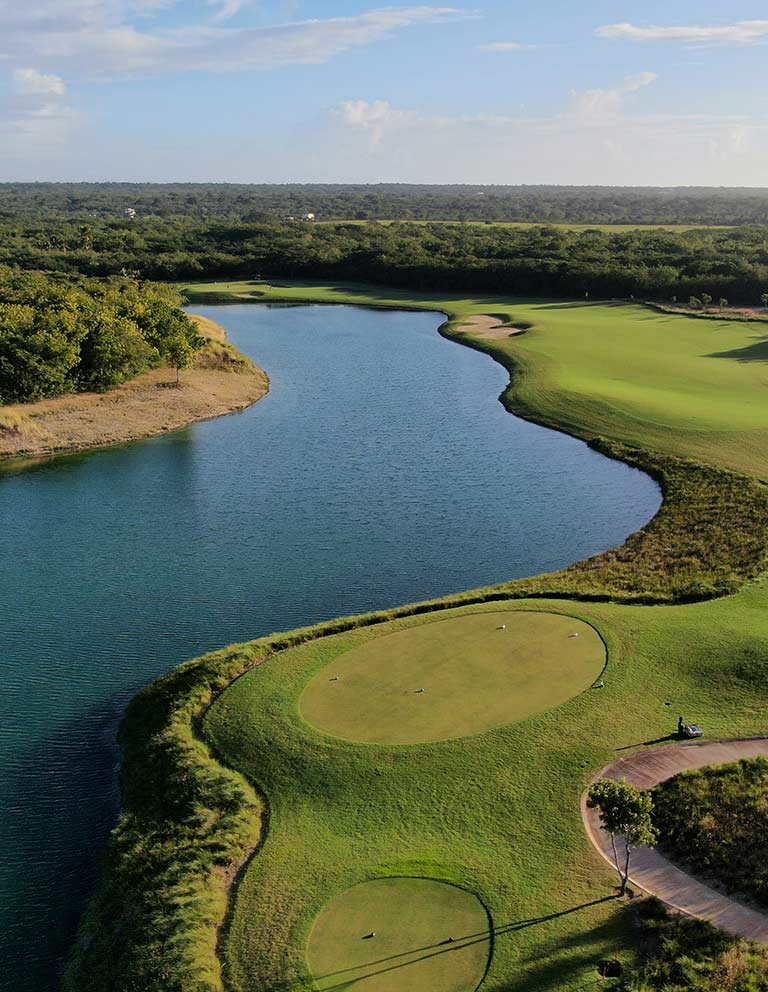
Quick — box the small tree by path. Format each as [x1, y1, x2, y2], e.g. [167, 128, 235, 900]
[587, 778, 658, 896]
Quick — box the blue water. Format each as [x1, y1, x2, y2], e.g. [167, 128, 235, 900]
[0, 304, 661, 990]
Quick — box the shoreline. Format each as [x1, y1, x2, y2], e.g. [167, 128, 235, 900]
[0, 314, 269, 464]
[64, 287, 768, 992]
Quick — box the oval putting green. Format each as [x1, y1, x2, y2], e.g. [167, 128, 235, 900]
[300, 610, 605, 744]
[306, 877, 491, 992]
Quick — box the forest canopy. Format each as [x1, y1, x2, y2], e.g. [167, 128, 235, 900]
[4, 182, 768, 226]
[3, 216, 768, 304]
[0, 268, 201, 404]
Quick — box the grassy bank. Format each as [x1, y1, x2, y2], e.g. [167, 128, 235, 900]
[65, 284, 768, 992]
[0, 315, 269, 462]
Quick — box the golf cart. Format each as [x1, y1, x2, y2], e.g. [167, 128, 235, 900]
[677, 716, 703, 739]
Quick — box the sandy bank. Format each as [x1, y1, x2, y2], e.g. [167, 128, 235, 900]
[0, 314, 269, 462]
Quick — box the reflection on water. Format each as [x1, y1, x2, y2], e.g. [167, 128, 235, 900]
[0, 304, 661, 990]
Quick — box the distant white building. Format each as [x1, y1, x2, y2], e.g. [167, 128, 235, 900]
[124, 207, 137, 219]
[302, 212, 316, 221]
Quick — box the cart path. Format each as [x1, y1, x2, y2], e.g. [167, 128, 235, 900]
[581, 738, 768, 942]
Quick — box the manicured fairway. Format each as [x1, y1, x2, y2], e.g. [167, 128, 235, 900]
[299, 611, 604, 744]
[306, 877, 490, 992]
[183, 281, 768, 479]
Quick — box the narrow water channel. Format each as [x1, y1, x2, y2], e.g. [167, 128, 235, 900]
[0, 304, 661, 991]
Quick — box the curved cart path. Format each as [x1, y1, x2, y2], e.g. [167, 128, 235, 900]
[582, 738, 768, 942]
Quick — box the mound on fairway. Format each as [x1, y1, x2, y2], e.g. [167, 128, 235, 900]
[307, 877, 490, 992]
[299, 610, 604, 744]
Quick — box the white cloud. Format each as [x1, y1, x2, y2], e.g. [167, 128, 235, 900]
[1, 67, 75, 142]
[0, 4, 465, 75]
[597, 20, 768, 45]
[478, 41, 523, 51]
[206, 0, 259, 22]
[14, 67, 67, 100]
[572, 71, 657, 118]
[338, 99, 414, 145]
[477, 41, 555, 52]
[328, 71, 766, 186]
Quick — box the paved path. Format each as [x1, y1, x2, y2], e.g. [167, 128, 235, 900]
[581, 738, 768, 942]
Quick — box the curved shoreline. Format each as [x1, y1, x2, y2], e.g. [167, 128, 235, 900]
[63, 294, 768, 991]
[0, 315, 269, 464]
[582, 739, 768, 942]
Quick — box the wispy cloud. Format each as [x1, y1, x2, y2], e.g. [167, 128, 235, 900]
[477, 41, 555, 52]
[572, 71, 657, 118]
[334, 73, 761, 171]
[0, 4, 465, 75]
[597, 20, 768, 45]
[337, 99, 413, 146]
[1, 67, 75, 140]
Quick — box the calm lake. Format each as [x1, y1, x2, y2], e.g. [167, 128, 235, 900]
[0, 304, 661, 991]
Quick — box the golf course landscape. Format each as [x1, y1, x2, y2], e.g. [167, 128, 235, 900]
[66, 282, 768, 992]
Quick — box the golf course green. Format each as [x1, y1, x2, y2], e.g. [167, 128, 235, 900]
[300, 611, 604, 744]
[66, 282, 768, 992]
[306, 877, 490, 992]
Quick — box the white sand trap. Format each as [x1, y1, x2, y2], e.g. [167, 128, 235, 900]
[455, 315, 524, 340]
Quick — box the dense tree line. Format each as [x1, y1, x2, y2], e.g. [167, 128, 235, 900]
[3, 217, 768, 305]
[0, 268, 201, 404]
[4, 182, 768, 225]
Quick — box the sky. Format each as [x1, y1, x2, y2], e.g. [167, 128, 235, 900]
[1, 1, 768, 185]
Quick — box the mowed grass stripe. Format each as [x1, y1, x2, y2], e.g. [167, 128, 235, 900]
[299, 612, 604, 744]
[307, 877, 490, 992]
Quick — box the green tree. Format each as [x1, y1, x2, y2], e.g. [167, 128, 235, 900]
[78, 311, 157, 391]
[0, 304, 83, 403]
[164, 330, 199, 384]
[587, 778, 658, 896]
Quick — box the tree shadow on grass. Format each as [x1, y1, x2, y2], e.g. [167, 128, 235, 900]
[496, 902, 630, 992]
[534, 301, 627, 311]
[705, 335, 768, 363]
[265, 896, 616, 991]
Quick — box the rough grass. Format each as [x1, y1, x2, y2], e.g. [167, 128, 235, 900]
[622, 897, 768, 991]
[65, 283, 768, 992]
[652, 758, 768, 908]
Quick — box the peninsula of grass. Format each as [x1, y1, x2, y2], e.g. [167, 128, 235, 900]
[66, 283, 768, 992]
[0, 314, 269, 462]
[652, 758, 768, 908]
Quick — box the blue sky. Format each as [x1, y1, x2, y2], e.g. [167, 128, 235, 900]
[2, 1, 767, 184]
